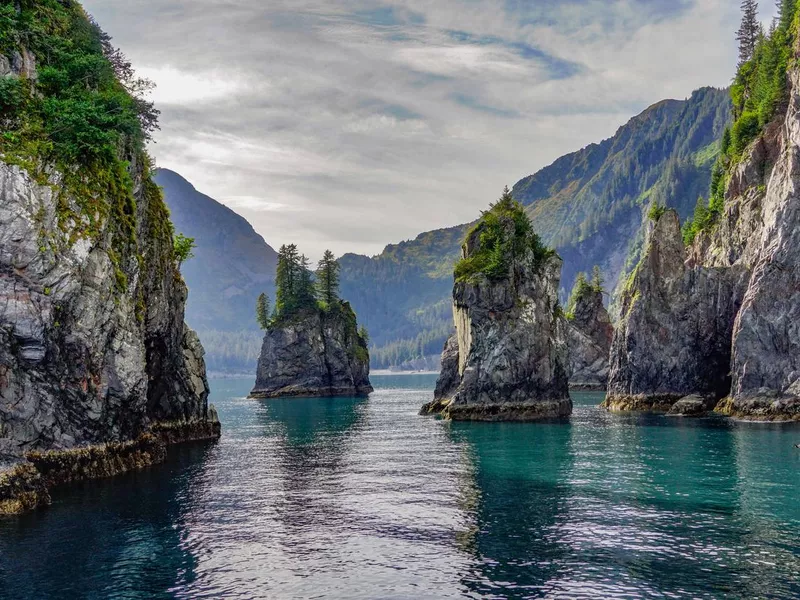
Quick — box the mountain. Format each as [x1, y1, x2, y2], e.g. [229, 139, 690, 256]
[341, 87, 731, 369]
[159, 89, 730, 373]
[156, 169, 278, 372]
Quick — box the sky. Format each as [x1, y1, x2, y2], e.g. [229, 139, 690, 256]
[81, 0, 765, 260]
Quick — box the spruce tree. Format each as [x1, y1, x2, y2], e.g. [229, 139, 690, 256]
[316, 249, 340, 306]
[256, 292, 270, 330]
[591, 265, 604, 293]
[298, 254, 317, 308]
[737, 0, 760, 66]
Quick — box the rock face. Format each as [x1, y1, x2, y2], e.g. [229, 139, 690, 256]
[607, 65, 800, 421]
[422, 227, 571, 421]
[566, 289, 613, 390]
[605, 211, 748, 411]
[0, 160, 219, 468]
[250, 303, 372, 398]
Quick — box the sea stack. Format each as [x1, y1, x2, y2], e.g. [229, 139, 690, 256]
[250, 247, 372, 398]
[565, 272, 614, 390]
[606, 52, 800, 420]
[421, 188, 571, 421]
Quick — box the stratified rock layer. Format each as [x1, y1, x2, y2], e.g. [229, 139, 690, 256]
[566, 289, 613, 390]
[422, 229, 571, 421]
[607, 65, 800, 421]
[250, 303, 372, 398]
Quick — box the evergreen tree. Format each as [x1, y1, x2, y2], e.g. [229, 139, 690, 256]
[274, 244, 292, 317]
[737, 0, 760, 67]
[316, 249, 341, 306]
[777, 0, 795, 32]
[298, 254, 317, 308]
[256, 292, 270, 330]
[591, 265, 604, 293]
[274, 245, 318, 318]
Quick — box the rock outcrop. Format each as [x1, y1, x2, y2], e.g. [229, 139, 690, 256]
[0, 160, 219, 469]
[250, 302, 372, 398]
[0, 6, 220, 514]
[605, 211, 748, 411]
[606, 63, 800, 421]
[566, 288, 613, 390]
[422, 213, 571, 421]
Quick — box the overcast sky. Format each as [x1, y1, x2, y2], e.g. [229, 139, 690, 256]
[82, 0, 761, 260]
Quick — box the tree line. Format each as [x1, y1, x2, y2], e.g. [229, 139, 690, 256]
[256, 245, 355, 330]
[684, 0, 800, 244]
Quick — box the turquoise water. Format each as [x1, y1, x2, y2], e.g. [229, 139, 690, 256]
[1, 374, 799, 599]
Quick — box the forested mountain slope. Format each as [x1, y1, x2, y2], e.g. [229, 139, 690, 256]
[342, 87, 731, 368]
[156, 169, 277, 372]
[162, 88, 730, 372]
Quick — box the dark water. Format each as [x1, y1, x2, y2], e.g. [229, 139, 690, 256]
[1, 375, 799, 599]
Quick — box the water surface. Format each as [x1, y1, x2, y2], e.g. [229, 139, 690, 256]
[1, 374, 799, 598]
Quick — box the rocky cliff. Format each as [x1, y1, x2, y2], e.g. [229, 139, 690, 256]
[250, 302, 372, 398]
[605, 211, 748, 411]
[566, 289, 614, 390]
[422, 199, 571, 421]
[606, 61, 800, 420]
[0, 4, 219, 512]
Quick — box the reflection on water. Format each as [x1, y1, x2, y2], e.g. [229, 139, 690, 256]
[0, 378, 798, 599]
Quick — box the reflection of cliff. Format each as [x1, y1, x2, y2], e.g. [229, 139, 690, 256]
[445, 421, 572, 593]
[0, 443, 215, 597]
[257, 397, 368, 550]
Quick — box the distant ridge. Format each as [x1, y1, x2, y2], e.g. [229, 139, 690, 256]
[156, 169, 278, 372]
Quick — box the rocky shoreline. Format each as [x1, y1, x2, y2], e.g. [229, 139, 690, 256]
[0, 415, 221, 516]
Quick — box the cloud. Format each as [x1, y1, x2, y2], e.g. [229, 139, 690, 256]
[82, 0, 744, 260]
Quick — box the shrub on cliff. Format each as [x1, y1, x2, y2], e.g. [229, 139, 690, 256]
[454, 187, 553, 283]
[0, 0, 177, 292]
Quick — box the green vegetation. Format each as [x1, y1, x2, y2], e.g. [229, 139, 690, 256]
[173, 233, 195, 267]
[273, 244, 317, 321]
[255, 293, 270, 331]
[682, 0, 800, 245]
[647, 204, 667, 223]
[566, 266, 603, 319]
[315, 249, 340, 307]
[454, 187, 553, 283]
[270, 246, 368, 360]
[0, 0, 176, 292]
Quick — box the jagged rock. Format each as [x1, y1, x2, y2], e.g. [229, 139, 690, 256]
[668, 395, 715, 417]
[422, 220, 571, 421]
[719, 70, 800, 420]
[605, 210, 748, 412]
[606, 65, 800, 421]
[566, 288, 613, 390]
[250, 303, 372, 398]
[0, 159, 218, 468]
[430, 335, 459, 404]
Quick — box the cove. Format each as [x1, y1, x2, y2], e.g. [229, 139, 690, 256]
[1, 374, 798, 599]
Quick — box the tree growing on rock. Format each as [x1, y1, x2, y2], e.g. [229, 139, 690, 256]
[173, 233, 196, 269]
[737, 0, 760, 67]
[256, 293, 270, 330]
[316, 250, 340, 307]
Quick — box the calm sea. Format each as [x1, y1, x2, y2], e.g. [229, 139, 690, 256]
[1, 374, 798, 599]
